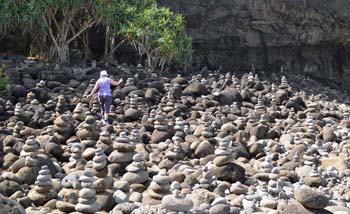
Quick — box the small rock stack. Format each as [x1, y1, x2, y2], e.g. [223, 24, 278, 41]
[162, 181, 194, 213]
[122, 153, 149, 185]
[143, 169, 171, 205]
[29, 165, 57, 206]
[210, 137, 245, 183]
[63, 143, 85, 174]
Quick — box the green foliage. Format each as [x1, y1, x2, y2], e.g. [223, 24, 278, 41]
[120, 4, 192, 70]
[0, 0, 193, 68]
[0, 65, 10, 94]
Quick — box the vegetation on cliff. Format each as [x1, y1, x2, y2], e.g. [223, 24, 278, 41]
[0, 65, 9, 94]
[0, 0, 192, 69]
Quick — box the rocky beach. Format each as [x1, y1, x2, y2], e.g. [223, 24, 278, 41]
[0, 57, 349, 214]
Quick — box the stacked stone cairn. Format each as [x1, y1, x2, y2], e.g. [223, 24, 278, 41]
[121, 153, 149, 186]
[151, 111, 171, 144]
[75, 170, 101, 213]
[28, 165, 57, 206]
[55, 95, 67, 115]
[161, 181, 193, 213]
[108, 132, 136, 174]
[143, 169, 171, 205]
[209, 137, 245, 183]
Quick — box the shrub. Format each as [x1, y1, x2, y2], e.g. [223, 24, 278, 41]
[0, 65, 10, 94]
[120, 5, 193, 70]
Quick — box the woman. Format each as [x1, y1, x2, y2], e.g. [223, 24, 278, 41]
[87, 70, 123, 125]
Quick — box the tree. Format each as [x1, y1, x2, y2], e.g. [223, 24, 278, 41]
[98, 0, 154, 63]
[120, 5, 193, 70]
[0, 0, 103, 63]
[0, 0, 193, 67]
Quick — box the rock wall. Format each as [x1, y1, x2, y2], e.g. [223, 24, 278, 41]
[158, 0, 350, 89]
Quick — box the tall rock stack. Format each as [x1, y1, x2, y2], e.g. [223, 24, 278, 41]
[96, 130, 113, 155]
[92, 148, 114, 206]
[108, 132, 136, 175]
[125, 94, 142, 121]
[76, 115, 99, 147]
[53, 114, 73, 143]
[73, 103, 86, 122]
[55, 95, 67, 115]
[75, 170, 101, 213]
[16, 137, 41, 185]
[151, 112, 171, 144]
[174, 117, 185, 139]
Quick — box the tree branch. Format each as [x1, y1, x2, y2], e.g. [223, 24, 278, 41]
[67, 17, 101, 44]
[42, 15, 59, 50]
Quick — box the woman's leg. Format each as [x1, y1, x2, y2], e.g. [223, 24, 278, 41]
[99, 96, 106, 118]
[104, 96, 112, 122]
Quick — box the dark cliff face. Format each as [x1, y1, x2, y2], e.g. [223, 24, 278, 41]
[158, 0, 350, 89]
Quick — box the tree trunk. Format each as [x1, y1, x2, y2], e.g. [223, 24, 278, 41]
[107, 33, 116, 63]
[104, 25, 110, 59]
[83, 32, 93, 60]
[147, 53, 152, 71]
[56, 43, 69, 64]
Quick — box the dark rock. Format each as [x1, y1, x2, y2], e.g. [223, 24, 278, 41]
[151, 130, 172, 144]
[210, 162, 246, 183]
[0, 193, 25, 214]
[0, 180, 22, 197]
[183, 82, 208, 96]
[10, 85, 27, 99]
[124, 108, 142, 121]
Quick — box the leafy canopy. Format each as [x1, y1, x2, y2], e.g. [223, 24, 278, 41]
[120, 4, 193, 69]
[0, 0, 192, 67]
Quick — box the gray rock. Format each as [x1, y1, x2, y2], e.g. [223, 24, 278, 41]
[294, 188, 329, 209]
[209, 204, 230, 214]
[113, 202, 137, 214]
[162, 194, 194, 212]
[0, 193, 26, 214]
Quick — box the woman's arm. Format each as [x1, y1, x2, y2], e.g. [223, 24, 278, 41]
[110, 78, 123, 86]
[87, 80, 99, 99]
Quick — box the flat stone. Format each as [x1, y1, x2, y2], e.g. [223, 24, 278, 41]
[114, 181, 130, 192]
[162, 195, 194, 212]
[121, 171, 149, 184]
[113, 190, 129, 204]
[75, 201, 101, 214]
[213, 155, 233, 166]
[56, 201, 76, 213]
[321, 157, 348, 171]
[209, 204, 230, 214]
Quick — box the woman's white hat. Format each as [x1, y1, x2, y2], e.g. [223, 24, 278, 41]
[100, 70, 108, 77]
